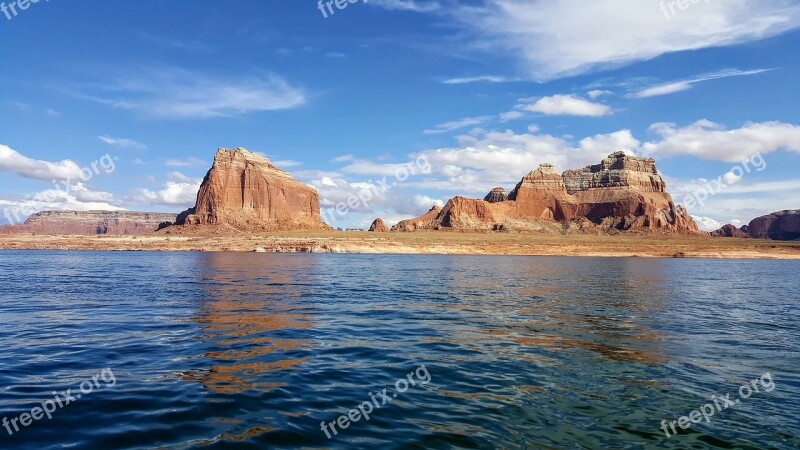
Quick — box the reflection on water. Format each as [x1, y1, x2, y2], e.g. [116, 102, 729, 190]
[0, 253, 798, 449]
[180, 254, 314, 394]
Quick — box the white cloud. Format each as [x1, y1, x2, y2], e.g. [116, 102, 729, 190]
[587, 89, 613, 99]
[521, 95, 611, 117]
[129, 179, 201, 207]
[692, 216, 724, 232]
[423, 116, 494, 135]
[165, 157, 208, 168]
[642, 120, 800, 162]
[98, 135, 146, 150]
[452, 0, 800, 80]
[369, 0, 442, 12]
[442, 75, 515, 84]
[630, 68, 774, 99]
[74, 66, 306, 119]
[0, 144, 84, 182]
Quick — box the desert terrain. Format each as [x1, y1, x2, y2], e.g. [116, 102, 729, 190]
[1, 231, 798, 259]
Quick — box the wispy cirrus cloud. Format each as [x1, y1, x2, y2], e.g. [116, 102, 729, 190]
[442, 75, 517, 84]
[451, 0, 800, 80]
[71, 66, 306, 119]
[98, 135, 146, 150]
[369, 0, 442, 12]
[423, 115, 493, 135]
[630, 68, 776, 98]
[165, 157, 207, 168]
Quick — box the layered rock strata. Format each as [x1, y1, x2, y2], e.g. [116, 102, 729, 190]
[177, 148, 323, 231]
[391, 152, 698, 234]
[0, 210, 177, 235]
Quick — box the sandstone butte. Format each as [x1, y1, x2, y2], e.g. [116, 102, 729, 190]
[368, 218, 390, 232]
[0, 210, 177, 236]
[176, 148, 324, 231]
[391, 151, 699, 234]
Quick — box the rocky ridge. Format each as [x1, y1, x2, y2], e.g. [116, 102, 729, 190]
[391, 152, 698, 234]
[0, 210, 177, 235]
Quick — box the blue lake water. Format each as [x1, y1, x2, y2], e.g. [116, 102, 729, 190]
[0, 251, 798, 449]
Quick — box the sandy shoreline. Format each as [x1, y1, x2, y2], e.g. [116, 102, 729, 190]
[1, 231, 799, 259]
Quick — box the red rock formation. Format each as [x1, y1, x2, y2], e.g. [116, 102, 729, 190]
[368, 218, 389, 232]
[392, 152, 698, 234]
[391, 205, 441, 231]
[710, 224, 749, 238]
[0, 210, 177, 235]
[746, 210, 800, 240]
[177, 148, 323, 230]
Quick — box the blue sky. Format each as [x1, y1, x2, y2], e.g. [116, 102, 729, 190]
[1, 0, 799, 230]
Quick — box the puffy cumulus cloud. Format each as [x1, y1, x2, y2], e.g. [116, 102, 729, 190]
[692, 216, 724, 232]
[521, 95, 611, 117]
[452, 0, 800, 80]
[306, 175, 445, 228]
[0, 144, 85, 182]
[641, 120, 800, 162]
[128, 177, 202, 207]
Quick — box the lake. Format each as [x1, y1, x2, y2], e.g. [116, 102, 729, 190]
[0, 252, 798, 449]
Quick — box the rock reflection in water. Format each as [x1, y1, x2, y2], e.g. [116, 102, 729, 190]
[179, 253, 315, 394]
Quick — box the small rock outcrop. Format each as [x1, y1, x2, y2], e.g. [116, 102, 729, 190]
[368, 218, 389, 232]
[391, 205, 441, 232]
[176, 148, 323, 231]
[483, 187, 508, 203]
[391, 152, 698, 234]
[0, 210, 177, 235]
[710, 224, 749, 238]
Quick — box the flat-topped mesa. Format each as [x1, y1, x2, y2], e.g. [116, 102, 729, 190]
[562, 151, 666, 195]
[483, 187, 508, 203]
[176, 147, 323, 230]
[0, 210, 177, 235]
[391, 152, 698, 234]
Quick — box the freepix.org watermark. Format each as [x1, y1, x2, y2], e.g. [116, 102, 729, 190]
[320, 365, 431, 439]
[660, 0, 711, 19]
[1, 0, 49, 21]
[320, 155, 431, 225]
[660, 372, 776, 438]
[3, 368, 116, 436]
[317, 0, 366, 19]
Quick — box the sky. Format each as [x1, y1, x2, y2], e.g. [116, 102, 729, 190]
[1, 0, 800, 230]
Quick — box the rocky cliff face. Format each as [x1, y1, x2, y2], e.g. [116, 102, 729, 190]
[368, 218, 389, 232]
[391, 152, 698, 234]
[177, 148, 322, 230]
[747, 210, 800, 240]
[0, 211, 177, 235]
